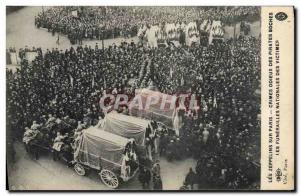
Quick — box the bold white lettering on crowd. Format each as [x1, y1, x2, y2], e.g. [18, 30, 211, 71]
[129, 95, 143, 110]
[144, 95, 160, 110]
[178, 94, 189, 108]
[114, 94, 129, 109]
[160, 95, 177, 111]
[99, 94, 115, 110]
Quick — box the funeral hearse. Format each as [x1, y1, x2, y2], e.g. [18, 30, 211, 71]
[73, 126, 138, 188]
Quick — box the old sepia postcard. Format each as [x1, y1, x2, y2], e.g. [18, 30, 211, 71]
[6, 6, 294, 191]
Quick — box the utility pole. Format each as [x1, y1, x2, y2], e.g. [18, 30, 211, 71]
[101, 30, 104, 49]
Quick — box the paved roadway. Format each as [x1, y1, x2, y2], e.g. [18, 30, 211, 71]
[7, 142, 196, 190]
[6, 6, 138, 52]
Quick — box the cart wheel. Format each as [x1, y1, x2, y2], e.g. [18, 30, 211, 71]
[99, 169, 119, 188]
[74, 163, 86, 176]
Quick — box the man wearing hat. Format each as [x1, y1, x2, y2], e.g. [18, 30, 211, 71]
[166, 139, 176, 162]
[185, 167, 197, 190]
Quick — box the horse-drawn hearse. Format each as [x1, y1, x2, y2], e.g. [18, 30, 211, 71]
[101, 111, 160, 161]
[24, 118, 139, 189]
[102, 111, 153, 147]
[73, 126, 139, 188]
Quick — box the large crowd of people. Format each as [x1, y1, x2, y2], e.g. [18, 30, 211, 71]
[34, 6, 260, 44]
[8, 6, 261, 189]
[7, 34, 261, 189]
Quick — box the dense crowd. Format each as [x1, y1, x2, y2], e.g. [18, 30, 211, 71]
[34, 6, 260, 44]
[7, 30, 260, 189]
